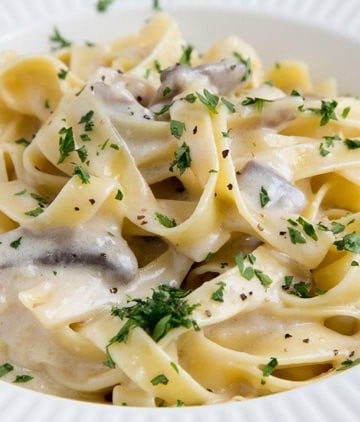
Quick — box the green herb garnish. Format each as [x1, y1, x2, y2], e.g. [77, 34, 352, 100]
[196, 89, 219, 114]
[170, 120, 186, 140]
[50, 27, 72, 50]
[241, 96, 273, 112]
[211, 281, 226, 302]
[0, 363, 14, 377]
[155, 212, 177, 228]
[179, 45, 193, 66]
[169, 142, 191, 175]
[334, 232, 360, 253]
[73, 164, 90, 184]
[259, 186, 270, 208]
[109, 284, 199, 343]
[58, 127, 75, 164]
[151, 374, 169, 386]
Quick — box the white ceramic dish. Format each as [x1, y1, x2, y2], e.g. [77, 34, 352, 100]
[0, 0, 360, 421]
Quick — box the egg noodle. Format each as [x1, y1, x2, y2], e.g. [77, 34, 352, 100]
[0, 12, 359, 407]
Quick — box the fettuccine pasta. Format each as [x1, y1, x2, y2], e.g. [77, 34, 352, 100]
[0, 12, 359, 407]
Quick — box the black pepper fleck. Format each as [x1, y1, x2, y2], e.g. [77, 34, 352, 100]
[109, 287, 118, 294]
[240, 293, 248, 301]
[222, 149, 230, 158]
[284, 333, 293, 339]
[227, 183, 233, 190]
[89, 198, 96, 205]
[193, 125, 198, 134]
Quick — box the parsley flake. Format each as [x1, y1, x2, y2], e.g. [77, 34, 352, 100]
[261, 357, 278, 384]
[334, 232, 360, 253]
[109, 284, 199, 343]
[169, 142, 191, 175]
[233, 52, 252, 82]
[221, 98, 236, 113]
[96, 0, 114, 12]
[58, 127, 75, 164]
[155, 212, 177, 228]
[170, 120, 186, 140]
[259, 186, 270, 208]
[57, 68, 68, 80]
[288, 226, 306, 244]
[115, 189, 124, 201]
[151, 374, 169, 386]
[73, 165, 90, 184]
[196, 89, 219, 114]
[179, 45, 193, 66]
[50, 27, 72, 50]
[336, 357, 360, 371]
[13, 374, 34, 383]
[344, 138, 360, 149]
[211, 281, 226, 302]
[10, 236, 22, 249]
[241, 96, 273, 112]
[24, 207, 44, 217]
[78, 110, 95, 132]
[0, 363, 14, 377]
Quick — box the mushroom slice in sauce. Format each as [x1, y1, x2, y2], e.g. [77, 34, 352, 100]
[236, 161, 306, 214]
[0, 224, 138, 285]
[89, 67, 156, 120]
[151, 60, 248, 109]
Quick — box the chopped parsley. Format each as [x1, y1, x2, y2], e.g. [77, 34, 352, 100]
[115, 189, 124, 201]
[10, 236, 22, 249]
[15, 138, 30, 147]
[233, 51, 252, 82]
[297, 216, 318, 241]
[57, 68, 68, 80]
[341, 106, 351, 119]
[259, 186, 270, 208]
[76, 145, 88, 163]
[155, 212, 177, 228]
[319, 135, 341, 156]
[153, 0, 161, 10]
[334, 232, 360, 253]
[344, 138, 360, 149]
[169, 142, 191, 175]
[50, 27, 72, 50]
[170, 120, 186, 140]
[241, 96, 273, 112]
[235, 252, 255, 280]
[13, 374, 34, 383]
[288, 226, 306, 244]
[151, 374, 169, 386]
[58, 127, 75, 164]
[254, 269, 273, 288]
[184, 93, 197, 103]
[96, 0, 114, 12]
[261, 357, 278, 384]
[24, 207, 44, 217]
[154, 103, 173, 116]
[170, 362, 179, 373]
[221, 98, 236, 113]
[336, 357, 360, 371]
[162, 86, 172, 97]
[282, 276, 312, 298]
[211, 281, 226, 302]
[299, 99, 338, 126]
[109, 284, 199, 343]
[196, 89, 219, 114]
[78, 110, 95, 132]
[73, 164, 90, 184]
[0, 363, 14, 377]
[179, 45, 193, 66]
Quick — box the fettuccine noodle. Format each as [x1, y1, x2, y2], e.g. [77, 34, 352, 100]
[0, 12, 359, 407]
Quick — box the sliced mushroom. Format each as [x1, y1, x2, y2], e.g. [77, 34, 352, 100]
[0, 224, 138, 285]
[236, 161, 306, 214]
[151, 60, 248, 109]
[89, 67, 156, 119]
